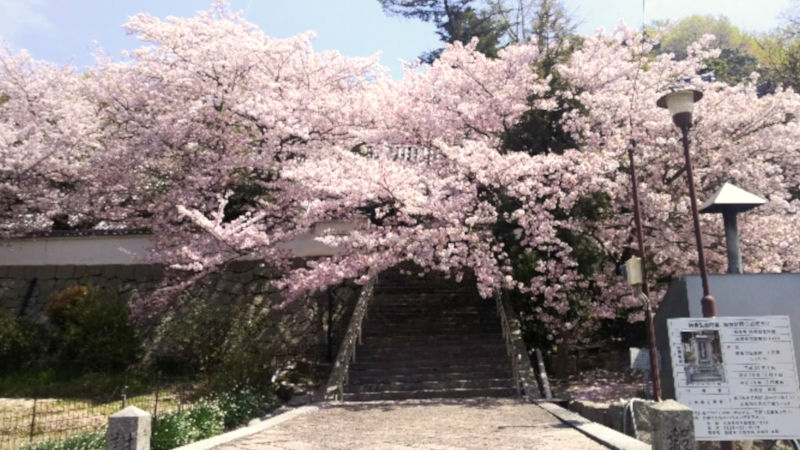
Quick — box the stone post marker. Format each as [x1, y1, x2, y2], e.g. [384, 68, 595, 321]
[648, 400, 695, 450]
[107, 406, 151, 450]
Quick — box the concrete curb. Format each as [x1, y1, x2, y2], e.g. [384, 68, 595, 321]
[173, 405, 318, 450]
[536, 402, 650, 450]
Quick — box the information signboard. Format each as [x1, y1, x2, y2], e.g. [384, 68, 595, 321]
[667, 316, 800, 441]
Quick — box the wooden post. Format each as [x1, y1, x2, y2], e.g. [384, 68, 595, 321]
[29, 398, 37, 444]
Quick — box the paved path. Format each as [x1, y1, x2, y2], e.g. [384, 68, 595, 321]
[216, 398, 607, 449]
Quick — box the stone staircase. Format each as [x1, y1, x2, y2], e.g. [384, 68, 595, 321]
[341, 268, 517, 401]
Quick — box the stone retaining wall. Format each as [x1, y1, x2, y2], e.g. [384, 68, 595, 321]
[0, 261, 358, 377]
[0, 264, 162, 318]
[567, 399, 654, 444]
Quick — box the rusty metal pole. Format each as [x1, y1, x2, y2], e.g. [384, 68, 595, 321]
[679, 125, 717, 318]
[679, 124, 730, 450]
[659, 89, 730, 450]
[627, 140, 663, 401]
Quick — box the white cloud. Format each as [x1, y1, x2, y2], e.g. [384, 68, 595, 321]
[0, 0, 55, 41]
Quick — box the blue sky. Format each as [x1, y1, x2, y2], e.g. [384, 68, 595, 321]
[0, 0, 793, 78]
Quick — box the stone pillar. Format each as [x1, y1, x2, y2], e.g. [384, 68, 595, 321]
[648, 400, 695, 450]
[107, 406, 151, 450]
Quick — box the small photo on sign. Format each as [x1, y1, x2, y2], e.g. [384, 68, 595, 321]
[681, 330, 725, 384]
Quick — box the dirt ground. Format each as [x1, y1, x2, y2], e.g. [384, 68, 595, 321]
[216, 397, 607, 450]
[550, 369, 646, 402]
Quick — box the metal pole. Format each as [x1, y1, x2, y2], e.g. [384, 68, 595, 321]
[153, 371, 161, 425]
[534, 348, 552, 399]
[327, 288, 334, 363]
[680, 125, 731, 450]
[679, 125, 717, 317]
[722, 211, 742, 274]
[628, 141, 663, 401]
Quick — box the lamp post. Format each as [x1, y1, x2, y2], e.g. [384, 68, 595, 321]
[658, 89, 732, 450]
[656, 89, 717, 318]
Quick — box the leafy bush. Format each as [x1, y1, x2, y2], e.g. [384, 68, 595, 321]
[151, 400, 225, 450]
[0, 312, 49, 373]
[46, 285, 139, 371]
[187, 399, 225, 439]
[214, 386, 271, 429]
[20, 430, 105, 450]
[151, 410, 195, 450]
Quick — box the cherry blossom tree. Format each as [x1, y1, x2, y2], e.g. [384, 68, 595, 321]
[2, 4, 798, 343]
[559, 30, 800, 304]
[0, 48, 100, 232]
[83, 3, 387, 275]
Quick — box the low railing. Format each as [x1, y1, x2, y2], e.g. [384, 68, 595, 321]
[494, 292, 546, 401]
[322, 277, 376, 401]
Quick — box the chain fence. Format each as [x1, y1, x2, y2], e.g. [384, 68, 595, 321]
[0, 373, 196, 450]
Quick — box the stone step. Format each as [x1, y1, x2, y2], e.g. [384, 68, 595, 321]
[348, 368, 512, 384]
[345, 377, 515, 394]
[366, 312, 494, 320]
[342, 386, 517, 402]
[340, 265, 517, 402]
[370, 304, 490, 311]
[356, 343, 506, 358]
[353, 352, 506, 364]
[350, 355, 509, 370]
[361, 332, 503, 344]
[367, 311, 494, 319]
[358, 339, 505, 350]
[349, 359, 509, 373]
[362, 327, 500, 336]
[363, 324, 500, 333]
[367, 302, 488, 312]
[372, 294, 485, 302]
[373, 295, 485, 300]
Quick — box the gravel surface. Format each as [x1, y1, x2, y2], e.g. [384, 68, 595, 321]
[216, 397, 607, 449]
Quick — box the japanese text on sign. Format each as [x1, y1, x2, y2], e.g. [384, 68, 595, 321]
[667, 316, 800, 441]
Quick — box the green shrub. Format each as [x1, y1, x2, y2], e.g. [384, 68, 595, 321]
[214, 386, 271, 429]
[151, 410, 195, 450]
[187, 399, 225, 438]
[20, 430, 105, 450]
[151, 400, 225, 450]
[46, 285, 139, 371]
[0, 312, 49, 373]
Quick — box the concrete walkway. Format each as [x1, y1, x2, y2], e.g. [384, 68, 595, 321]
[214, 398, 609, 449]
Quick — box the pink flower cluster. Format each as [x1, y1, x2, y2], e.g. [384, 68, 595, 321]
[2, 6, 798, 339]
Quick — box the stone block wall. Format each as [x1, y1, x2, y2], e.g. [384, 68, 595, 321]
[0, 264, 162, 318]
[0, 261, 359, 379]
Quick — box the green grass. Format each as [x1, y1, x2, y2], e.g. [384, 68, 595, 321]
[18, 430, 105, 450]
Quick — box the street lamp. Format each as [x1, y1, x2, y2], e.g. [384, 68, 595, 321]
[658, 88, 737, 450]
[656, 88, 718, 318]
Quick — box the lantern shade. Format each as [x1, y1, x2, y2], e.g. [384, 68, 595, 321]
[656, 89, 703, 116]
[699, 182, 766, 214]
